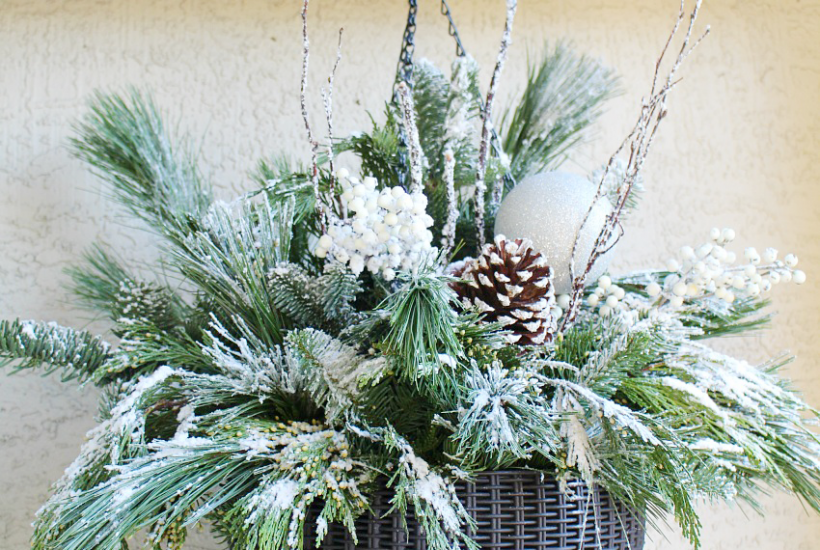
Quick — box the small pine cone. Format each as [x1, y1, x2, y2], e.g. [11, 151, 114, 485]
[451, 235, 556, 345]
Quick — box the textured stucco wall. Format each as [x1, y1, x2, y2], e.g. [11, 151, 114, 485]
[2, 1, 820, 548]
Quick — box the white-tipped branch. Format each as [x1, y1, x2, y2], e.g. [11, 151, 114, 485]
[562, 0, 709, 330]
[441, 148, 458, 259]
[474, 0, 517, 246]
[300, 0, 326, 229]
[396, 81, 424, 193]
[321, 28, 344, 197]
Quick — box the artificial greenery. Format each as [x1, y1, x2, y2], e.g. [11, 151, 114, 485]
[3, 43, 819, 550]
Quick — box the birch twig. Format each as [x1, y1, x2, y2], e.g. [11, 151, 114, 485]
[561, 0, 709, 331]
[300, 0, 326, 229]
[395, 81, 424, 193]
[441, 148, 458, 259]
[475, 0, 517, 247]
[321, 28, 344, 198]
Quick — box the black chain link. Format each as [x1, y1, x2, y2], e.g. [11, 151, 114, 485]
[393, 0, 515, 192]
[393, 0, 417, 186]
[440, 0, 466, 58]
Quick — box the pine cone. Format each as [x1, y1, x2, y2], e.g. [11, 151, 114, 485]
[451, 235, 556, 345]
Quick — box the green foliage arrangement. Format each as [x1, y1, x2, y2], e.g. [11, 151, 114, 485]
[3, 3, 818, 549]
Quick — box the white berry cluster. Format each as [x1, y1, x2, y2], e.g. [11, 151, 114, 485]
[314, 169, 435, 281]
[647, 228, 806, 307]
[570, 275, 627, 316]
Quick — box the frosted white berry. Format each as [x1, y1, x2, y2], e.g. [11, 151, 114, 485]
[599, 305, 612, 316]
[785, 254, 799, 268]
[672, 282, 687, 297]
[793, 270, 807, 284]
[710, 227, 721, 241]
[587, 294, 600, 307]
[763, 247, 778, 263]
[697, 243, 713, 258]
[721, 228, 736, 243]
[670, 296, 684, 308]
[646, 282, 661, 297]
[557, 294, 571, 310]
[318, 235, 333, 249]
[315, 176, 437, 279]
[606, 295, 619, 308]
[598, 275, 612, 289]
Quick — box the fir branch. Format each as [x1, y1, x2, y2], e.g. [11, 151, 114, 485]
[267, 262, 362, 333]
[0, 319, 111, 382]
[335, 110, 402, 188]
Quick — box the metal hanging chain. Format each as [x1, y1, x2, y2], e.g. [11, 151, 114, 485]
[439, 1, 516, 194]
[393, 0, 418, 98]
[440, 0, 466, 58]
[393, 0, 515, 191]
[393, 0, 418, 186]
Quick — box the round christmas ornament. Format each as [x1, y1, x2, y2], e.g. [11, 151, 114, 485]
[494, 171, 616, 295]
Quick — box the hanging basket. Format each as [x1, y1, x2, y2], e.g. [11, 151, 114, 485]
[304, 470, 645, 550]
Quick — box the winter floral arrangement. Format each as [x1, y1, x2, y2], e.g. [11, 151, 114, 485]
[3, 1, 819, 549]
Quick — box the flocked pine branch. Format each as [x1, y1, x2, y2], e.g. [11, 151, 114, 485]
[70, 89, 212, 239]
[500, 41, 619, 181]
[67, 244, 189, 332]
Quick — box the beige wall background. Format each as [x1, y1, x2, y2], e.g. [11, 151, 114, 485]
[2, 0, 819, 548]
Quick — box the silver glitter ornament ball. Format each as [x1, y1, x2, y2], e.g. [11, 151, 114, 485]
[494, 171, 616, 295]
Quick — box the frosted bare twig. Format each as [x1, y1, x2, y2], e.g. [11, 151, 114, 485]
[561, 0, 709, 331]
[300, 0, 326, 229]
[475, 0, 517, 246]
[395, 82, 424, 193]
[441, 148, 458, 258]
[321, 28, 344, 198]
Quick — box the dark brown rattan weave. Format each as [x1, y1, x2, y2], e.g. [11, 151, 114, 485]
[304, 470, 645, 549]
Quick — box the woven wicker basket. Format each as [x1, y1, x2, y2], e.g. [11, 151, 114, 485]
[304, 470, 645, 549]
